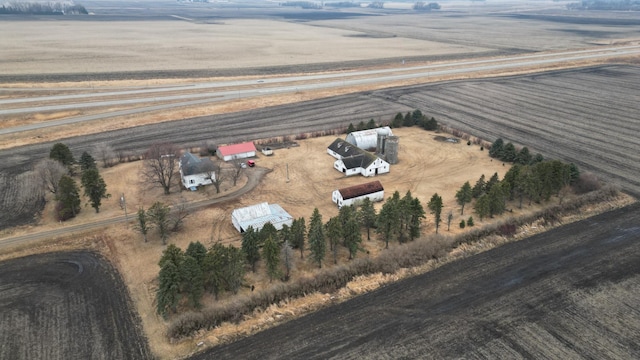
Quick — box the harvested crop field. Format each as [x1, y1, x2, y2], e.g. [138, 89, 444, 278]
[193, 203, 640, 359]
[0, 251, 152, 359]
[377, 65, 640, 196]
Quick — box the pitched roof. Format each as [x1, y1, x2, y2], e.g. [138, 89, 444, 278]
[341, 152, 377, 169]
[328, 138, 361, 158]
[180, 152, 216, 175]
[338, 181, 384, 200]
[217, 142, 257, 157]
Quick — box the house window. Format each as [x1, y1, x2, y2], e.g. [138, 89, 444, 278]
[190, 179, 195, 184]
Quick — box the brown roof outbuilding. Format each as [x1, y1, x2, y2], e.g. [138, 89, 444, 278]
[338, 181, 384, 200]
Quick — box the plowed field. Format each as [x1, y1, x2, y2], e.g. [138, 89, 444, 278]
[0, 251, 152, 359]
[193, 203, 640, 359]
[377, 65, 640, 195]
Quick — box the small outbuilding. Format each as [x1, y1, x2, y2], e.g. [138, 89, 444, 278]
[217, 142, 257, 162]
[231, 202, 294, 233]
[332, 181, 384, 208]
[179, 152, 216, 190]
[345, 126, 393, 151]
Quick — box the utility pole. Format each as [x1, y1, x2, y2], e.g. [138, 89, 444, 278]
[120, 193, 128, 220]
[286, 163, 290, 183]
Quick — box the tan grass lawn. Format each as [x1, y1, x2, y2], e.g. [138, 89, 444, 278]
[1, 126, 635, 358]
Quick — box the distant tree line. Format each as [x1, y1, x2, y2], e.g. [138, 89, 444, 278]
[345, 109, 438, 135]
[567, 0, 640, 10]
[280, 1, 321, 9]
[413, 2, 440, 11]
[0, 2, 88, 15]
[325, 1, 361, 8]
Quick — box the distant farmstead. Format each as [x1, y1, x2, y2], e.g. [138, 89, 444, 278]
[179, 152, 216, 190]
[217, 142, 257, 161]
[327, 138, 390, 177]
[332, 180, 384, 208]
[231, 202, 293, 233]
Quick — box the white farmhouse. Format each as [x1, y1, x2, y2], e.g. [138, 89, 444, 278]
[327, 138, 390, 177]
[217, 142, 257, 162]
[345, 126, 393, 151]
[231, 202, 294, 233]
[332, 181, 384, 208]
[179, 152, 216, 190]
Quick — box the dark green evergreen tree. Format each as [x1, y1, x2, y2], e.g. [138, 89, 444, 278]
[159, 244, 184, 268]
[391, 112, 404, 128]
[485, 172, 500, 194]
[515, 147, 532, 165]
[156, 261, 181, 317]
[488, 138, 504, 159]
[290, 217, 306, 259]
[185, 241, 207, 267]
[347, 123, 356, 134]
[472, 174, 486, 199]
[180, 255, 204, 308]
[81, 167, 109, 213]
[242, 226, 261, 272]
[455, 181, 473, 215]
[325, 217, 342, 264]
[376, 191, 401, 248]
[308, 208, 325, 268]
[79, 151, 97, 171]
[49, 143, 75, 167]
[408, 197, 425, 241]
[358, 197, 377, 240]
[366, 118, 376, 129]
[474, 194, 490, 221]
[502, 142, 517, 162]
[343, 216, 362, 259]
[55, 175, 81, 220]
[262, 236, 281, 282]
[428, 193, 443, 234]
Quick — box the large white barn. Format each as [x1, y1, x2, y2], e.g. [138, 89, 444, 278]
[345, 126, 393, 151]
[231, 202, 293, 233]
[332, 181, 384, 208]
[327, 138, 389, 177]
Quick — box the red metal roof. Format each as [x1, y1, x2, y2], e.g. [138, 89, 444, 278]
[338, 181, 384, 200]
[218, 142, 257, 157]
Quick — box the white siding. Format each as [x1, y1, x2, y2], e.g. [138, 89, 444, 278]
[333, 190, 385, 208]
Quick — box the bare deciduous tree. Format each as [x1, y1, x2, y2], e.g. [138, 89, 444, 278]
[34, 158, 67, 194]
[95, 142, 117, 168]
[170, 198, 190, 232]
[141, 143, 179, 195]
[229, 158, 245, 186]
[206, 160, 226, 194]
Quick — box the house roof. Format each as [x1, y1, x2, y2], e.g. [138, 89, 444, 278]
[338, 181, 384, 200]
[217, 142, 257, 157]
[180, 152, 216, 176]
[232, 202, 293, 231]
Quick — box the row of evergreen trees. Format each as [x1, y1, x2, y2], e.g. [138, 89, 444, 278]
[455, 159, 580, 221]
[345, 109, 438, 135]
[156, 193, 428, 316]
[156, 242, 245, 317]
[48, 143, 109, 220]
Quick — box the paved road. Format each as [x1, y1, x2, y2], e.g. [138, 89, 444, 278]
[0, 167, 269, 250]
[2, 46, 639, 135]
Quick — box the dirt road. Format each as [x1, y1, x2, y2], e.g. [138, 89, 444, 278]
[193, 203, 640, 359]
[0, 167, 269, 250]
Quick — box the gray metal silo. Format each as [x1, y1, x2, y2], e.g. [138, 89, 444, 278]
[384, 136, 399, 164]
[376, 133, 387, 155]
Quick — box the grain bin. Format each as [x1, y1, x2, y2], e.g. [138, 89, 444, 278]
[385, 136, 399, 164]
[376, 133, 387, 155]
